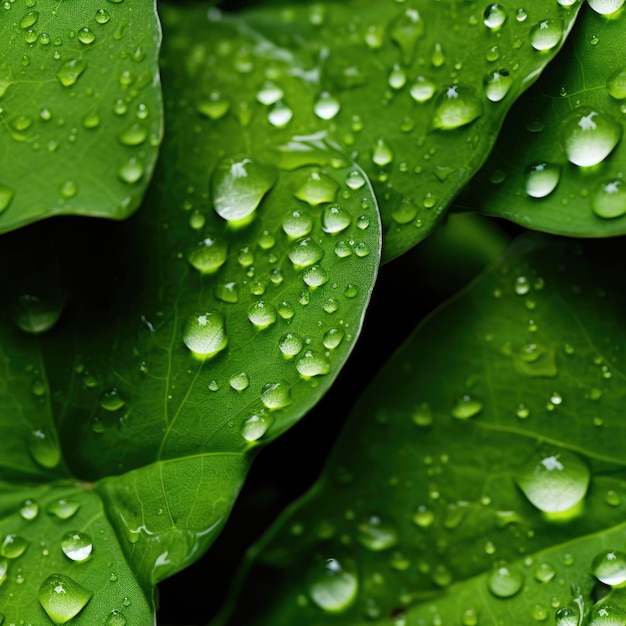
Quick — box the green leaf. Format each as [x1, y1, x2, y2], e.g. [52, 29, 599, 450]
[0, 5, 382, 622]
[205, 0, 583, 260]
[213, 233, 626, 625]
[464, 4, 626, 236]
[0, 0, 163, 233]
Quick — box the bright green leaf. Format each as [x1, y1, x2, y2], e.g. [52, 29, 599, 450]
[0, 5, 382, 621]
[205, 0, 583, 260]
[0, 0, 163, 233]
[213, 233, 626, 625]
[464, 4, 626, 236]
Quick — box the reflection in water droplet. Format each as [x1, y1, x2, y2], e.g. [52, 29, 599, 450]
[288, 238, 324, 269]
[323, 205, 351, 233]
[560, 107, 623, 167]
[530, 20, 563, 51]
[308, 558, 359, 613]
[516, 450, 589, 513]
[182, 312, 228, 357]
[229, 372, 249, 391]
[38, 574, 93, 625]
[61, 532, 93, 562]
[1, 534, 29, 559]
[279, 332, 304, 357]
[19, 499, 39, 521]
[247, 301, 277, 329]
[302, 265, 329, 287]
[524, 162, 561, 198]
[487, 564, 524, 598]
[212, 157, 277, 222]
[592, 549, 626, 586]
[432, 85, 483, 130]
[591, 180, 626, 219]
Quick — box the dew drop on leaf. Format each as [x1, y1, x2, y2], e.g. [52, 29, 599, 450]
[591, 549, 626, 586]
[296, 350, 330, 377]
[117, 157, 145, 184]
[555, 606, 580, 626]
[357, 516, 399, 551]
[432, 85, 483, 130]
[587, 0, 626, 15]
[314, 92, 340, 120]
[294, 171, 339, 206]
[247, 301, 277, 329]
[38, 574, 92, 625]
[409, 76, 436, 103]
[241, 413, 272, 442]
[0, 184, 14, 214]
[47, 499, 80, 520]
[323, 205, 351, 234]
[229, 372, 249, 391]
[606, 67, 626, 100]
[308, 558, 359, 613]
[588, 602, 626, 625]
[105, 609, 127, 626]
[1, 534, 29, 559]
[483, 4, 507, 29]
[261, 382, 292, 410]
[524, 162, 561, 198]
[529, 20, 563, 51]
[279, 332, 304, 357]
[591, 180, 626, 219]
[483, 69, 513, 102]
[451, 395, 483, 419]
[187, 236, 228, 274]
[19, 499, 39, 521]
[61, 532, 93, 562]
[182, 312, 228, 357]
[486, 564, 524, 598]
[56, 59, 87, 87]
[288, 238, 324, 270]
[29, 427, 61, 468]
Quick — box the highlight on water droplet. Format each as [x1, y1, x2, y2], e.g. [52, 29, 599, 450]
[432, 85, 483, 130]
[308, 558, 359, 613]
[530, 20, 563, 51]
[38, 574, 93, 625]
[261, 382, 292, 410]
[29, 427, 61, 468]
[229, 372, 249, 391]
[182, 311, 228, 358]
[560, 107, 623, 167]
[515, 450, 590, 513]
[117, 157, 145, 184]
[590, 179, 626, 219]
[322, 205, 351, 234]
[524, 162, 561, 198]
[212, 156, 277, 224]
[279, 332, 304, 357]
[410, 76, 436, 103]
[288, 237, 324, 270]
[1, 534, 29, 559]
[61, 532, 93, 562]
[105, 609, 127, 626]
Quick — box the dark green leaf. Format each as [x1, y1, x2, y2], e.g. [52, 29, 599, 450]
[214, 233, 626, 625]
[204, 0, 583, 260]
[464, 4, 626, 236]
[0, 0, 163, 233]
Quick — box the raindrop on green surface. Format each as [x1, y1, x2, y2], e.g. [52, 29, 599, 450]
[606, 490, 622, 506]
[99, 388, 125, 412]
[19, 10, 38, 28]
[314, 92, 340, 120]
[38, 574, 92, 625]
[19, 499, 39, 521]
[345, 170, 366, 190]
[77, 27, 95, 44]
[95, 8, 110, 24]
[388, 64, 407, 90]
[533, 562, 556, 583]
[241, 413, 272, 442]
[451, 395, 483, 419]
[212, 157, 277, 223]
[308, 558, 359, 613]
[0, 558, 7, 585]
[592, 549, 626, 586]
[294, 171, 339, 206]
[560, 107, 622, 167]
[56, 59, 87, 87]
[197, 93, 230, 120]
[12, 293, 63, 334]
[1, 534, 29, 559]
[512, 343, 558, 378]
[47, 499, 80, 520]
[591, 180, 626, 219]
[182, 312, 228, 357]
[279, 332, 304, 357]
[357, 516, 399, 551]
[256, 81, 284, 106]
[105, 610, 127, 626]
[288, 238, 324, 269]
[484, 69, 513, 102]
[483, 4, 507, 29]
[587, 0, 625, 15]
[487, 564, 524, 598]
[412, 403, 433, 427]
[117, 157, 144, 184]
[302, 265, 329, 287]
[530, 20, 563, 51]
[524, 162, 561, 198]
[282, 209, 313, 238]
[268, 101, 293, 128]
[432, 85, 483, 130]
[372, 138, 393, 166]
[261, 382, 292, 410]
[296, 350, 330, 377]
[588, 603, 626, 625]
[606, 67, 626, 100]
[229, 372, 249, 391]
[61, 532, 93, 562]
[323, 205, 351, 233]
[187, 237, 228, 274]
[29, 427, 61, 468]
[515, 450, 590, 513]
[555, 606, 580, 626]
[118, 123, 147, 146]
[0, 184, 14, 214]
[323, 328, 344, 350]
[247, 301, 277, 329]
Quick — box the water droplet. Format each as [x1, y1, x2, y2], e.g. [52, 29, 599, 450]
[278, 300, 295, 319]
[294, 170, 338, 206]
[514, 275, 530, 295]
[487, 564, 524, 598]
[256, 81, 284, 106]
[105, 609, 127, 626]
[561, 107, 622, 167]
[38, 574, 92, 625]
[389, 8, 424, 65]
[182, 312, 228, 357]
[323, 328, 344, 350]
[512, 343, 558, 378]
[409, 76, 436, 103]
[19, 10, 38, 28]
[261, 382, 291, 410]
[118, 122, 147, 146]
[296, 350, 330, 377]
[29, 427, 61, 468]
[483, 4, 507, 29]
[524, 162, 561, 198]
[484, 69, 513, 102]
[372, 138, 393, 166]
[279, 332, 304, 357]
[591, 179, 626, 219]
[212, 156, 277, 223]
[588, 603, 626, 625]
[268, 101, 293, 128]
[12, 293, 63, 334]
[555, 606, 580, 626]
[516, 451, 589, 513]
[592, 549, 626, 586]
[388, 64, 407, 90]
[322, 205, 351, 233]
[288, 238, 324, 270]
[451, 395, 483, 419]
[47, 499, 80, 520]
[357, 516, 398, 551]
[314, 92, 340, 120]
[530, 20, 563, 51]
[61, 532, 93, 562]
[197, 92, 230, 120]
[229, 372, 249, 391]
[0, 184, 14, 214]
[302, 264, 329, 287]
[241, 413, 272, 442]
[587, 0, 625, 15]
[1, 534, 28, 559]
[95, 8, 110, 24]
[117, 157, 144, 184]
[308, 558, 358, 612]
[99, 388, 126, 412]
[56, 58, 87, 87]
[607, 66, 626, 100]
[282, 209, 313, 238]
[247, 301, 277, 329]
[77, 27, 95, 45]
[534, 562, 556, 583]
[431, 42, 445, 68]
[187, 237, 228, 274]
[19, 499, 39, 521]
[606, 490, 622, 506]
[432, 85, 483, 130]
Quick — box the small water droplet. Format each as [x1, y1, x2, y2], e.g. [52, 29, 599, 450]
[294, 171, 338, 206]
[323, 328, 344, 350]
[388, 8, 424, 65]
[247, 301, 277, 329]
[95, 8, 110, 24]
[322, 205, 351, 233]
[261, 382, 291, 410]
[372, 138, 393, 166]
[302, 264, 329, 287]
[591, 179, 626, 219]
[484, 69, 513, 102]
[61, 532, 93, 562]
[533, 562, 556, 583]
[524, 162, 561, 198]
[99, 388, 126, 412]
[530, 20, 563, 51]
[12, 292, 64, 334]
[56, 58, 87, 87]
[487, 564, 524, 598]
[606, 66, 626, 100]
[117, 157, 144, 184]
[29, 427, 61, 468]
[432, 85, 483, 130]
[296, 350, 330, 377]
[77, 27, 95, 44]
[357, 516, 398, 551]
[182, 311, 228, 357]
[308, 558, 359, 612]
[0, 184, 14, 213]
[451, 395, 483, 419]
[19, 499, 39, 521]
[314, 91, 340, 120]
[268, 101, 293, 128]
[483, 4, 507, 29]
[412, 505, 434, 527]
[256, 81, 284, 105]
[105, 609, 127, 626]
[409, 76, 436, 103]
[229, 372, 249, 391]
[19, 10, 38, 28]
[38, 574, 92, 625]
[1, 534, 29, 559]
[241, 413, 272, 442]
[47, 499, 80, 520]
[187, 236, 228, 274]
[388, 64, 407, 90]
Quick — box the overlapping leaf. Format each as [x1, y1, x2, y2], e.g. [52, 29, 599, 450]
[205, 0, 583, 260]
[0, 4, 382, 623]
[213, 233, 626, 625]
[0, 0, 163, 233]
[464, 3, 626, 236]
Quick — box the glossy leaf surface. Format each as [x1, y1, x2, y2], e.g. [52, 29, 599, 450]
[465, 4, 626, 235]
[0, 0, 163, 233]
[214, 233, 626, 625]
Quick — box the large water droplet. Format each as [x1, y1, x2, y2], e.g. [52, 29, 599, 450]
[197, 92, 230, 120]
[588, 603, 626, 626]
[555, 606, 580, 626]
[29, 427, 61, 468]
[56, 59, 87, 87]
[483, 4, 507, 29]
[117, 157, 144, 184]
[38, 574, 92, 625]
[591, 179, 626, 219]
[322, 205, 352, 233]
[61, 532, 93, 562]
[314, 92, 340, 120]
[288, 237, 324, 270]
[308, 558, 359, 613]
[187, 237, 228, 274]
[182, 312, 228, 358]
[279, 332, 304, 357]
[1, 534, 29, 559]
[294, 171, 339, 206]
[212, 157, 277, 223]
[256, 81, 284, 106]
[12, 292, 64, 334]
[357, 516, 399, 551]
[261, 382, 292, 410]
[515, 450, 590, 513]
[524, 162, 561, 198]
[296, 350, 330, 377]
[511, 343, 558, 377]
[268, 101, 293, 128]
[487, 564, 524, 598]
[606, 67, 626, 100]
[302, 264, 329, 287]
[587, 0, 625, 15]
[241, 413, 272, 442]
[282, 209, 313, 238]
[410, 76, 436, 103]
[530, 20, 563, 51]
[561, 107, 623, 167]
[247, 301, 277, 329]
[592, 549, 626, 586]
[19, 499, 39, 521]
[432, 85, 483, 130]
[483, 69, 513, 102]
